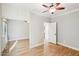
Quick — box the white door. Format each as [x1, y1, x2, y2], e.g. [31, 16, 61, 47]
[44, 22, 56, 44]
[2, 19, 8, 51]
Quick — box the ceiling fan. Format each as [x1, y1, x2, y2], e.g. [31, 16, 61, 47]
[42, 3, 65, 14]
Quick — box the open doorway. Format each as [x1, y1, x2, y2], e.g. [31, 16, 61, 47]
[44, 22, 57, 44]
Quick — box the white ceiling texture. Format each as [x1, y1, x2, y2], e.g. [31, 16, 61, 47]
[2, 3, 79, 18]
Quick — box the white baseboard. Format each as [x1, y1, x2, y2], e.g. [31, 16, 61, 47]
[30, 42, 44, 49]
[9, 37, 29, 41]
[58, 42, 79, 51]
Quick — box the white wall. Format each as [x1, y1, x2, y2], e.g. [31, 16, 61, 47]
[29, 12, 50, 48]
[1, 4, 30, 41]
[2, 3, 30, 20]
[51, 11, 79, 50]
[8, 20, 29, 41]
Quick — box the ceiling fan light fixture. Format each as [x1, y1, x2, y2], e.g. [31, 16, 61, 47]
[49, 7, 56, 13]
[42, 3, 65, 14]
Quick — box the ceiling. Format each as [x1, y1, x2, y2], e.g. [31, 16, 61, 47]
[27, 3, 79, 18]
[2, 3, 79, 18]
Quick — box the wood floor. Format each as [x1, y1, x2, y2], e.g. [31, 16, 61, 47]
[2, 39, 79, 56]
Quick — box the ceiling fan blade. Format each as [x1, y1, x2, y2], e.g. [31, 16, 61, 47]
[49, 3, 54, 7]
[55, 3, 60, 7]
[56, 7, 65, 10]
[42, 10, 48, 13]
[42, 5, 49, 8]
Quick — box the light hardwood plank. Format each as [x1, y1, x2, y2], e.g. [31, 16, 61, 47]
[2, 39, 79, 56]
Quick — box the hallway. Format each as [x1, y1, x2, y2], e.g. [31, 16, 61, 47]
[2, 39, 79, 56]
